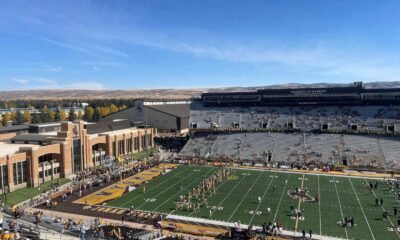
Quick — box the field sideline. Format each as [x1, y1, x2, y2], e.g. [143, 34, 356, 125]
[108, 165, 400, 239]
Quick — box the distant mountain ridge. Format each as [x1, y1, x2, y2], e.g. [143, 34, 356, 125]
[1, 81, 400, 100]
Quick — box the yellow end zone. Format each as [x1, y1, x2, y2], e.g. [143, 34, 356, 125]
[160, 220, 228, 237]
[74, 163, 178, 205]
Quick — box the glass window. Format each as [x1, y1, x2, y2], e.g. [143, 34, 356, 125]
[22, 161, 27, 183]
[13, 163, 17, 184]
[134, 137, 139, 151]
[1, 165, 8, 188]
[17, 162, 23, 184]
[73, 139, 82, 173]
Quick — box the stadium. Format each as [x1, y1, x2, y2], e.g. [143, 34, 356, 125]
[4, 1, 400, 239]
[8, 82, 398, 239]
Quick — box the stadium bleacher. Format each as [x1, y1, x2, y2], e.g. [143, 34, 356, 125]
[190, 104, 400, 134]
[180, 132, 400, 170]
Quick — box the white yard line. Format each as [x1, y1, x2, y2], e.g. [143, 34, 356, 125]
[227, 171, 263, 221]
[333, 176, 348, 239]
[136, 169, 199, 209]
[154, 168, 216, 212]
[294, 174, 305, 232]
[211, 171, 247, 216]
[249, 174, 274, 225]
[187, 170, 231, 217]
[317, 175, 322, 235]
[365, 179, 400, 239]
[121, 166, 189, 208]
[273, 173, 291, 222]
[348, 177, 375, 240]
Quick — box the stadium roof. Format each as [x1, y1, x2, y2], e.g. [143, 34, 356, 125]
[0, 125, 29, 134]
[146, 104, 190, 118]
[12, 134, 49, 142]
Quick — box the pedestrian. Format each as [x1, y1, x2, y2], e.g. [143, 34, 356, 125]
[80, 225, 88, 240]
[302, 229, 306, 239]
[99, 228, 105, 239]
[309, 229, 312, 238]
[375, 198, 379, 206]
[380, 198, 383, 206]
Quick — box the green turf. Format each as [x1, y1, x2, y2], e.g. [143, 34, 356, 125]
[108, 165, 400, 239]
[0, 178, 70, 206]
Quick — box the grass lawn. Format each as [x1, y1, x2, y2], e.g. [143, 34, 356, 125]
[108, 165, 400, 239]
[1, 178, 70, 206]
[126, 148, 159, 162]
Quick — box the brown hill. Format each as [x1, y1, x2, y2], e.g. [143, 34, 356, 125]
[1, 81, 399, 100]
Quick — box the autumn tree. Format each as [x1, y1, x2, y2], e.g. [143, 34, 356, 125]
[84, 106, 94, 121]
[99, 107, 110, 117]
[10, 111, 17, 122]
[109, 104, 119, 113]
[60, 110, 67, 121]
[48, 110, 55, 122]
[23, 111, 31, 123]
[2, 112, 10, 126]
[77, 111, 83, 120]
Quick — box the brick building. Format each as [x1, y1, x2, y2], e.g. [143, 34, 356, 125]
[0, 120, 156, 192]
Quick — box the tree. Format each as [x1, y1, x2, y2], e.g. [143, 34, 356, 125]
[48, 110, 55, 121]
[39, 108, 51, 123]
[10, 111, 17, 122]
[109, 104, 119, 113]
[68, 108, 76, 121]
[99, 107, 110, 117]
[54, 109, 61, 121]
[77, 111, 83, 120]
[15, 111, 24, 124]
[23, 111, 31, 123]
[2, 112, 10, 126]
[84, 107, 94, 121]
[31, 113, 40, 123]
[93, 107, 100, 121]
[60, 110, 67, 121]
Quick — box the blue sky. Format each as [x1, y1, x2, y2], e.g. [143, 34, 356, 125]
[0, 0, 400, 90]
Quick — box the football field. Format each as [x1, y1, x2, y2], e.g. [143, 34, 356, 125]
[109, 165, 400, 239]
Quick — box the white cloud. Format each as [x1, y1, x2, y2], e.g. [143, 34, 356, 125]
[3, 1, 400, 84]
[12, 78, 30, 84]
